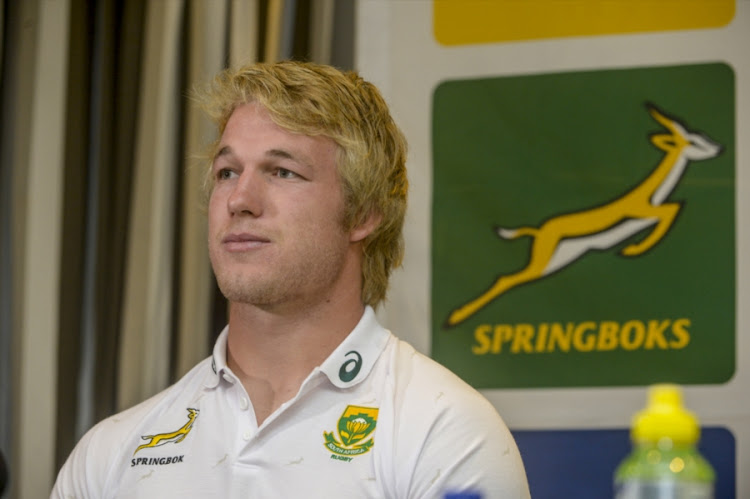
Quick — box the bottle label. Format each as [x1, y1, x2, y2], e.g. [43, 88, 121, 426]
[615, 480, 713, 499]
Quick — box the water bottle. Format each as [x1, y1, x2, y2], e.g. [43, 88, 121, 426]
[614, 384, 715, 498]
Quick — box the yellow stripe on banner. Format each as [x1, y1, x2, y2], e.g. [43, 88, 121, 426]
[433, 0, 736, 45]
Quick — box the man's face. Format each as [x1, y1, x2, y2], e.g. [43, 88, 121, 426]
[208, 102, 356, 309]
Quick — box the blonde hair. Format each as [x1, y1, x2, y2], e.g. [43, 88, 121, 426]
[196, 60, 408, 308]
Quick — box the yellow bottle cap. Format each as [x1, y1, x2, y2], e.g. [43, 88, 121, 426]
[631, 384, 700, 445]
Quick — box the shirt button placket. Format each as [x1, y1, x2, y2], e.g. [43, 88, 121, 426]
[236, 388, 254, 444]
[240, 397, 252, 440]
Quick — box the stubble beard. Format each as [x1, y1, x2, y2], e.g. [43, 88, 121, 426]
[212, 236, 351, 310]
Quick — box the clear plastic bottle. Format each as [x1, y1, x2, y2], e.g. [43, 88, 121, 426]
[614, 384, 715, 499]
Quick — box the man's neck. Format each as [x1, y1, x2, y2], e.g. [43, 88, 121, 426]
[225, 297, 366, 426]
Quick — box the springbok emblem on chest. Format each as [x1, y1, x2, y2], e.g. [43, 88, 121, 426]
[133, 408, 200, 455]
[446, 104, 723, 327]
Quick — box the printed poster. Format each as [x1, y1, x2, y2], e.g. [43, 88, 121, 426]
[431, 63, 735, 388]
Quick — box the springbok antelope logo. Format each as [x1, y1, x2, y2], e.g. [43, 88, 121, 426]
[133, 408, 200, 455]
[446, 104, 722, 327]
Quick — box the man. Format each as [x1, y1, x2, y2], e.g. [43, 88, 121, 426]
[52, 61, 530, 498]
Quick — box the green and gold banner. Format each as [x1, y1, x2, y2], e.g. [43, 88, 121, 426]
[431, 63, 735, 388]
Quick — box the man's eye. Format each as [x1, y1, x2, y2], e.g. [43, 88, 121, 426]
[217, 168, 235, 180]
[276, 168, 297, 179]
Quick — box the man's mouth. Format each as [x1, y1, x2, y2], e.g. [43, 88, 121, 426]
[222, 232, 270, 251]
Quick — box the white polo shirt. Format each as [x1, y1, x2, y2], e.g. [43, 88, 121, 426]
[52, 307, 530, 498]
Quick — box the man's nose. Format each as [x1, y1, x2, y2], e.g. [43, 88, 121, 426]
[227, 170, 264, 216]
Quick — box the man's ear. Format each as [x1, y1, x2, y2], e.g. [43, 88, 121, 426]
[349, 211, 382, 243]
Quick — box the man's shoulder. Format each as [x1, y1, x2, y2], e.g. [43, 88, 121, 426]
[386, 336, 501, 422]
[51, 358, 215, 498]
[378, 335, 530, 497]
[82, 356, 214, 451]
[388, 338, 488, 399]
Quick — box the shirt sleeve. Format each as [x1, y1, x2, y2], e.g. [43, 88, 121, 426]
[411, 398, 530, 499]
[393, 351, 531, 499]
[50, 417, 122, 499]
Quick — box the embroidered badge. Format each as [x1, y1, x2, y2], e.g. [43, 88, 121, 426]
[323, 405, 378, 461]
[133, 408, 200, 455]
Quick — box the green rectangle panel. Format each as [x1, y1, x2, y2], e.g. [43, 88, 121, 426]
[431, 63, 735, 388]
